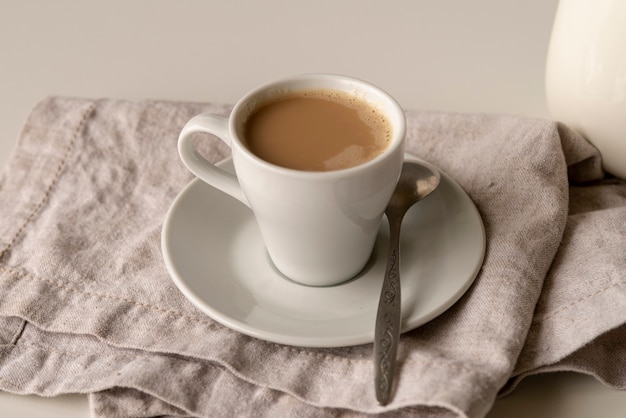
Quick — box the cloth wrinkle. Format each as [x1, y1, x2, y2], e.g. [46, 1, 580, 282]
[0, 101, 97, 261]
[0, 265, 217, 329]
[531, 280, 626, 326]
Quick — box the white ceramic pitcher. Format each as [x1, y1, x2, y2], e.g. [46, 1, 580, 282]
[546, 0, 626, 179]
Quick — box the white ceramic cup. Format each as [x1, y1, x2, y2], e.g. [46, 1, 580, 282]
[178, 74, 406, 286]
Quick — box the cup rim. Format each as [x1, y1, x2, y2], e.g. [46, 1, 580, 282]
[228, 73, 406, 179]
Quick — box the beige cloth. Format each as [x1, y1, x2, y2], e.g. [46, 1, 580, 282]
[0, 97, 623, 417]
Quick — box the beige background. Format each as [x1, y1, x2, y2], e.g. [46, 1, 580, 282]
[0, 1, 624, 416]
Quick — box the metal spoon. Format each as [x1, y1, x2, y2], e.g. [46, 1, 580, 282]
[374, 160, 441, 405]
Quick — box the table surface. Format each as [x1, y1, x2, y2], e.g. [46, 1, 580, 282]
[1, 1, 625, 416]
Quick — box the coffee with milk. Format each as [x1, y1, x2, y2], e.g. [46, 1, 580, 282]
[243, 89, 392, 171]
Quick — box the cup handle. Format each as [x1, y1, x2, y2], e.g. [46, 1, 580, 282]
[177, 114, 249, 207]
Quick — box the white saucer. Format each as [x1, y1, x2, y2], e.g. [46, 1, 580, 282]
[161, 157, 485, 347]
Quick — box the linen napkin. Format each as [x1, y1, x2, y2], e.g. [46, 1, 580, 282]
[0, 96, 623, 418]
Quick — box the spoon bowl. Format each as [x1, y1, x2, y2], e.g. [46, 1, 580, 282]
[386, 161, 442, 217]
[374, 160, 441, 405]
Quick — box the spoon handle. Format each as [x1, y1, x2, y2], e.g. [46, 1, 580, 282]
[374, 214, 402, 405]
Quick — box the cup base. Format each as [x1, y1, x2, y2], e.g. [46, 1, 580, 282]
[265, 246, 380, 288]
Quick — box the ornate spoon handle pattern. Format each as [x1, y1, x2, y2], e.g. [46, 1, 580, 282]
[374, 217, 402, 405]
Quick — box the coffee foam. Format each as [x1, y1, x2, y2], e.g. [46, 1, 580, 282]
[287, 90, 391, 170]
[299, 89, 392, 141]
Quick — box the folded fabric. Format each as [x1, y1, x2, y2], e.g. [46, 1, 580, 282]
[0, 97, 623, 417]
